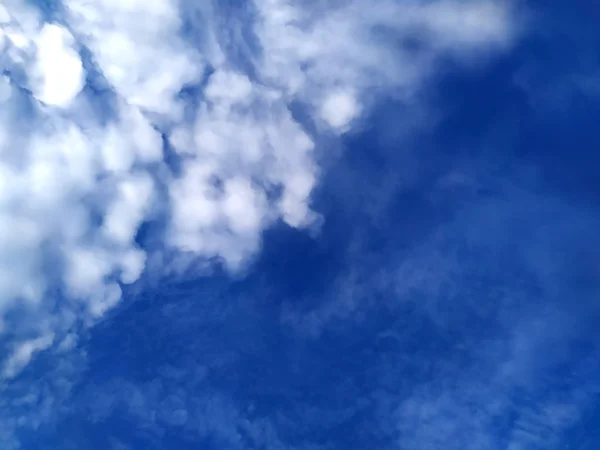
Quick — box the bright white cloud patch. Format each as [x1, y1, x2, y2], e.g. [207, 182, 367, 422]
[320, 90, 361, 131]
[0, 0, 517, 380]
[30, 23, 84, 107]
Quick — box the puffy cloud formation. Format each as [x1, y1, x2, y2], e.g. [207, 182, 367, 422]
[0, 0, 517, 378]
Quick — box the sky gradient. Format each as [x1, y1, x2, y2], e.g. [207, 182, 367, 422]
[0, 1, 599, 449]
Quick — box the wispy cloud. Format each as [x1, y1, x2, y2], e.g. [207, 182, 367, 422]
[290, 175, 600, 449]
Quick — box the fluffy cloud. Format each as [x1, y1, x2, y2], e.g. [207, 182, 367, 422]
[30, 23, 84, 107]
[0, 0, 517, 382]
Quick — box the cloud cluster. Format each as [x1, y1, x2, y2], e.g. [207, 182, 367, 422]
[0, 0, 516, 381]
[2, 2, 597, 448]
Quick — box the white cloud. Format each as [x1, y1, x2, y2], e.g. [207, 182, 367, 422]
[2, 333, 54, 379]
[0, 0, 517, 383]
[168, 67, 319, 267]
[63, 0, 203, 119]
[319, 90, 361, 131]
[252, 0, 515, 127]
[30, 23, 84, 107]
[101, 173, 154, 245]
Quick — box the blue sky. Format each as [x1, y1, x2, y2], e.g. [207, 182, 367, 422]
[0, 1, 599, 449]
